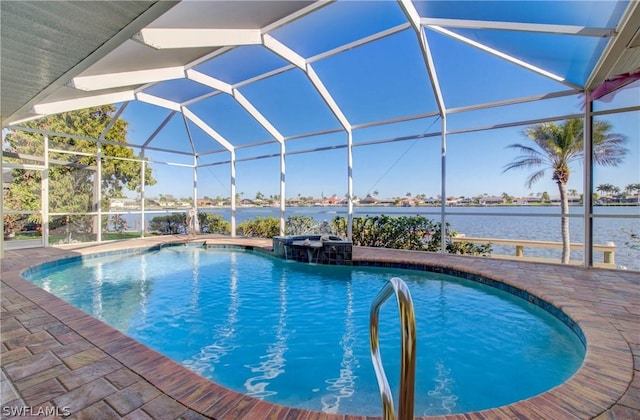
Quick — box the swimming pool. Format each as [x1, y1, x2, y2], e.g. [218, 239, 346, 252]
[24, 244, 585, 416]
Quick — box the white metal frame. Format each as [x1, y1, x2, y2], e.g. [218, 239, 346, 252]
[2, 0, 637, 270]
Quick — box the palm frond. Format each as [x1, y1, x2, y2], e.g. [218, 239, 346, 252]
[525, 169, 547, 188]
[593, 133, 629, 166]
[502, 156, 544, 173]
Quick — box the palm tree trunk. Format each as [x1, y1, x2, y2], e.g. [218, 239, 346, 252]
[558, 181, 570, 263]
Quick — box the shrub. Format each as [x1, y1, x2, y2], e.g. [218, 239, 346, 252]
[198, 213, 230, 234]
[332, 215, 491, 256]
[109, 214, 128, 238]
[148, 213, 187, 235]
[286, 215, 318, 235]
[237, 216, 280, 237]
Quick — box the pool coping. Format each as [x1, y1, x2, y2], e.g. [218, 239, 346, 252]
[2, 235, 638, 419]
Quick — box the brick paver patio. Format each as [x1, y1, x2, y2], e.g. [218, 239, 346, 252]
[1, 236, 638, 419]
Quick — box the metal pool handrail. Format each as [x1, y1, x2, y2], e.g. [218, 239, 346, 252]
[369, 277, 417, 420]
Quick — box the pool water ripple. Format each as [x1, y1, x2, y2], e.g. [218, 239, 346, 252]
[25, 246, 585, 416]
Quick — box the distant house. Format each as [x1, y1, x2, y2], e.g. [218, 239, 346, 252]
[359, 195, 379, 205]
[550, 195, 582, 204]
[478, 196, 504, 205]
[240, 198, 255, 206]
[286, 197, 302, 206]
[197, 199, 213, 207]
[110, 198, 139, 209]
[325, 195, 341, 206]
[401, 198, 417, 207]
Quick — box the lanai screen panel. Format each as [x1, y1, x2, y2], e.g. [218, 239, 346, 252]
[188, 94, 276, 148]
[142, 78, 214, 105]
[269, 0, 408, 58]
[237, 69, 342, 138]
[312, 29, 437, 125]
[194, 45, 291, 85]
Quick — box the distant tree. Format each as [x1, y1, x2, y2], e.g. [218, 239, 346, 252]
[596, 183, 616, 197]
[148, 213, 187, 234]
[625, 183, 640, 194]
[3, 106, 155, 241]
[504, 118, 627, 263]
[625, 184, 640, 204]
[541, 191, 550, 203]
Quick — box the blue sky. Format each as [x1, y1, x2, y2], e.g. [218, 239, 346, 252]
[116, 0, 638, 201]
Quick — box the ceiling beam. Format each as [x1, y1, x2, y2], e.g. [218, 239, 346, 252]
[185, 69, 285, 144]
[32, 91, 135, 115]
[182, 107, 234, 151]
[262, 34, 306, 69]
[399, 0, 446, 114]
[420, 18, 615, 37]
[134, 28, 262, 49]
[136, 92, 181, 111]
[71, 66, 185, 91]
[233, 89, 285, 144]
[186, 69, 233, 94]
[263, 34, 350, 130]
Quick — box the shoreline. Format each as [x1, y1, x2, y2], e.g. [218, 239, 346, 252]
[119, 202, 640, 211]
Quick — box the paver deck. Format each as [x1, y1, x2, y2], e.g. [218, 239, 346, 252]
[1, 235, 639, 419]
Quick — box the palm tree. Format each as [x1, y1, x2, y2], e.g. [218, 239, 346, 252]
[625, 183, 640, 204]
[596, 183, 616, 198]
[504, 118, 627, 264]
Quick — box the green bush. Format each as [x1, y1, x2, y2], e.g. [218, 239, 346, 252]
[286, 215, 318, 235]
[109, 214, 129, 238]
[148, 213, 187, 235]
[198, 213, 230, 234]
[237, 216, 280, 237]
[332, 215, 491, 256]
[233, 214, 491, 256]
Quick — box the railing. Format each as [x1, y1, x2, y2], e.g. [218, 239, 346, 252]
[370, 277, 416, 420]
[451, 236, 616, 267]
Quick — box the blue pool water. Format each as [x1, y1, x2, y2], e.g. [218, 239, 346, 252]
[25, 246, 585, 416]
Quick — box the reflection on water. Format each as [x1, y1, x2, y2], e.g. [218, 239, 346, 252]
[93, 263, 104, 319]
[184, 253, 240, 376]
[139, 254, 148, 325]
[425, 361, 458, 416]
[322, 281, 358, 413]
[244, 274, 289, 398]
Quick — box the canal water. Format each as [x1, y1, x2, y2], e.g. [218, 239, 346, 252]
[124, 205, 639, 270]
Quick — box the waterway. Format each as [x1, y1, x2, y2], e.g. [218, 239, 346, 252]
[126, 205, 639, 270]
